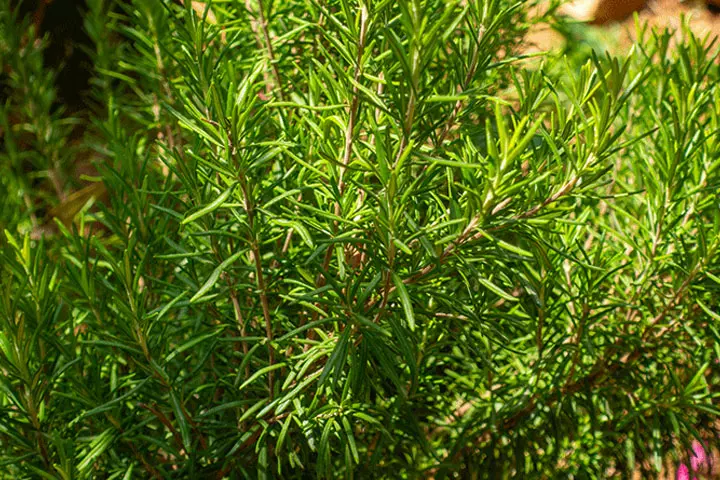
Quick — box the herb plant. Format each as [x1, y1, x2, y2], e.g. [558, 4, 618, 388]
[1, 0, 720, 478]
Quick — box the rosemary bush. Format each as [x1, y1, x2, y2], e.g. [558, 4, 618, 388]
[2, 0, 720, 477]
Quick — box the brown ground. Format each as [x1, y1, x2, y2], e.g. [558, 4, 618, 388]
[625, 0, 720, 44]
[525, 0, 720, 55]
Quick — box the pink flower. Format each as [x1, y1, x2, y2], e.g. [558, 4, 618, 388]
[676, 463, 691, 480]
[690, 440, 707, 472]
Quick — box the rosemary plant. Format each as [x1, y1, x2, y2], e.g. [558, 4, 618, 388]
[1, 0, 720, 478]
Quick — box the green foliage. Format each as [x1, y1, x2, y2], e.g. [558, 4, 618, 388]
[1, 0, 720, 478]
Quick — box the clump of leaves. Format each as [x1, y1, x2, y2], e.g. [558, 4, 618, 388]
[1, 0, 720, 478]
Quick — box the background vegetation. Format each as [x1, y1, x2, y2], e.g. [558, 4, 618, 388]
[1, 0, 720, 478]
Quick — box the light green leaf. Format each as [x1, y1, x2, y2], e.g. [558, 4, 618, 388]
[392, 273, 415, 331]
[182, 182, 238, 225]
[190, 250, 244, 303]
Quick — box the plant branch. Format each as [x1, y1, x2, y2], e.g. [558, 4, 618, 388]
[436, 24, 486, 147]
[245, 0, 284, 100]
[338, 4, 369, 192]
[240, 178, 275, 397]
[367, 174, 580, 311]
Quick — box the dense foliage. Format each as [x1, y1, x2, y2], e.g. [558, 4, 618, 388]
[2, 0, 720, 477]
